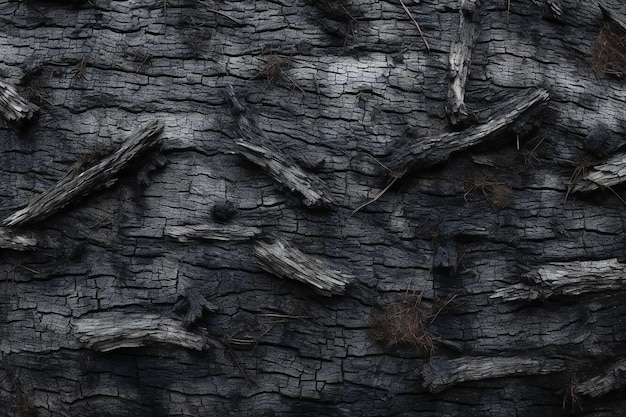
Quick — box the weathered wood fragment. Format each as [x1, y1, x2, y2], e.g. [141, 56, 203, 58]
[0, 228, 37, 251]
[254, 239, 353, 296]
[422, 356, 566, 393]
[387, 88, 549, 173]
[447, 0, 482, 127]
[73, 312, 207, 352]
[226, 86, 334, 208]
[165, 224, 261, 242]
[3, 120, 163, 227]
[0, 80, 39, 123]
[173, 288, 219, 328]
[491, 259, 626, 302]
[577, 358, 626, 398]
[573, 152, 626, 193]
[599, 0, 626, 32]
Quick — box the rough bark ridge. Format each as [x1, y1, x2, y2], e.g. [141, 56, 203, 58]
[1, 0, 626, 416]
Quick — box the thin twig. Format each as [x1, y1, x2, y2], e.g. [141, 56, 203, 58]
[199, 2, 243, 26]
[352, 176, 401, 215]
[398, 0, 430, 51]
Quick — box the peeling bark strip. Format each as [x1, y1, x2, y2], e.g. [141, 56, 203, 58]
[0, 228, 37, 251]
[3, 120, 163, 227]
[447, 0, 482, 127]
[422, 356, 566, 393]
[491, 258, 626, 301]
[0, 80, 39, 122]
[226, 86, 333, 208]
[165, 224, 261, 242]
[388, 88, 549, 173]
[73, 313, 207, 352]
[254, 239, 352, 296]
[573, 152, 626, 193]
[577, 358, 626, 398]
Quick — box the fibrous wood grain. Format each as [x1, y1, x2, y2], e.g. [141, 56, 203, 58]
[73, 312, 207, 352]
[422, 356, 566, 393]
[0, 80, 38, 123]
[491, 258, 626, 301]
[3, 120, 163, 227]
[447, 0, 482, 127]
[164, 224, 261, 242]
[254, 239, 353, 296]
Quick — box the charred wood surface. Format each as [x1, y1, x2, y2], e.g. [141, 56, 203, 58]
[1, 0, 626, 416]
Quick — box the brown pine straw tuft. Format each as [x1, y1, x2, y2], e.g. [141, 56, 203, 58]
[593, 22, 626, 78]
[371, 294, 434, 355]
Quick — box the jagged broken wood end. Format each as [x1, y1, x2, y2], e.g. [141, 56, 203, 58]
[254, 239, 353, 297]
[0, 80, 39, 123]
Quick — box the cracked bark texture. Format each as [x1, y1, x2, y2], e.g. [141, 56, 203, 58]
[1, 0, 626, 416]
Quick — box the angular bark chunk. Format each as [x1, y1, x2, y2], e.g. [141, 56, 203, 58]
[165, 224, 261, 242]
[491, 258, 626, 301]
[254, 239, 353, 296]
[73, 312, 207, 352]
[226, 86, 334, 208]
[577, 358, 626, 398]
[0, 80, 39, 123]
[387, 88, 549, 173]
[422, 356, 566, 393]
[173, 288, 219, 328]
[3, 120, 163, 227]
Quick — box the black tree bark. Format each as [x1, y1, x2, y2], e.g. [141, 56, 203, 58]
[2, 0, 626, 416]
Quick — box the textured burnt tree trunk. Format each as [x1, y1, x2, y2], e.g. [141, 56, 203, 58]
[2, 0, 626, 416]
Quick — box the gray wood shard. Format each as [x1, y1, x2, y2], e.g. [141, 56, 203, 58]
[577, 358, 626, 398]
[3, 120, 163, 227]
[422, 356, 566, 393]
[227, 86, 334, 208]
[599, 0, 626, 32]
[254, 239, 352, 296]
[73, 312, 207, 352]
[388, 88, 549, 173]
[0, 228, 37, 250]
[165, 224, 261, 242]
[447, 0, 482, 127]
[573, 152, 626, 193]
[491, 258, 626, 301]
[0, 80, 39, 122]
